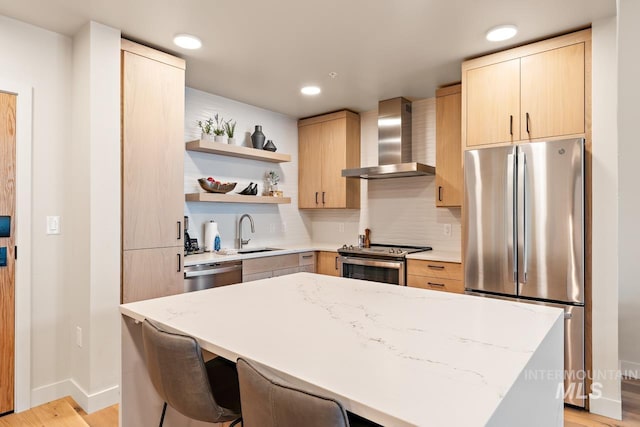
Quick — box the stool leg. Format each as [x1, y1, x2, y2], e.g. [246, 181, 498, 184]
[159, 402, 168, 427]
[229, 417, 242, 427]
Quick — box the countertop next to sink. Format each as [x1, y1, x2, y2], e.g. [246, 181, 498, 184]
[185, 245, 462, 266]
[183, 244, 341, 267]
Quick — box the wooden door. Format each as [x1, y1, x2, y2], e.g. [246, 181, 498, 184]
[466, 59, 520, 147]
[122, 247, 183, 303]
[320, 119, 347, 208]
[0, 92, 16, 414]
[435, 87, 462, 207]
[316, 251, 340, 276]
[122, 51, 185, 250]
[298, 123, 323, 209]
[521, 43, 585, 140]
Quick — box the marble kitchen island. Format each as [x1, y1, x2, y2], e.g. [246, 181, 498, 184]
[120, 273, 564, 426]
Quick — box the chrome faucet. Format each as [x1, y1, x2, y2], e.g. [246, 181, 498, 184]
[237, 214, 255, 249]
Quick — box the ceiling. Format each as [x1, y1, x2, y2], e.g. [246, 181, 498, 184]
[0, 0, 616, 118]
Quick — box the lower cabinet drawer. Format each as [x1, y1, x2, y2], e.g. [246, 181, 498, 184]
[407, 274, 464, 294]
[243, 271, 273, 282]
[407, 259, 462, 280]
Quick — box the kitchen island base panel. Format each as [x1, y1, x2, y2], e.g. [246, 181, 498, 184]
[487, 314, 564, 427]
[121, 317, 224, 427]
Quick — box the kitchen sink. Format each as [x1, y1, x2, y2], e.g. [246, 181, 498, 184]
[237, 247, 283, 254]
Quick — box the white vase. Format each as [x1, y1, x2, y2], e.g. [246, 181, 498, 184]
[201, 132, 215, 142]
[227, 137, 236, 145]
[214, 135, 226, 143]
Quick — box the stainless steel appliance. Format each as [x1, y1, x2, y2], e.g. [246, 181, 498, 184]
[184, 260, 242, 292]
[338, 244, 432, 285]
[341, 98, 435, 179]
[464, 137, 585, 407]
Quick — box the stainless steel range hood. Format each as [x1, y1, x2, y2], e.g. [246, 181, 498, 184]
[342, 97, 435, 179]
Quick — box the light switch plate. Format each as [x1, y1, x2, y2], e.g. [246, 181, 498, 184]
[444, 224, 452, 237]
[47, 216, 61, 235]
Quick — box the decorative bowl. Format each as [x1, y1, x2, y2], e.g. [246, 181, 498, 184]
[198, 179, 237, 194]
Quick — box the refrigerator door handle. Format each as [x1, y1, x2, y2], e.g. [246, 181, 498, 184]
[522, 152, 528, 284]
[506, 153, 517, 283]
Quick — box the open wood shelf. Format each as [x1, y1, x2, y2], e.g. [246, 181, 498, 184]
[185, 139, 291, 163]
[185, 193, 291, 204]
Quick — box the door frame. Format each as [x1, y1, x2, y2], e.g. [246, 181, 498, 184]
[1, 80, 33, 412]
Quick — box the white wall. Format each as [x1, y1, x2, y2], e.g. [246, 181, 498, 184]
[311, 99, 462, 253]
[590, 16, 622, 419]
[184, 88, 312, 249]
[0, 14, 72, 407]
[618, 0, 640, 379]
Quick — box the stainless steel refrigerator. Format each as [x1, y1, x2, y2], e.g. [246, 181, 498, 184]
[464, 138, 585, 407]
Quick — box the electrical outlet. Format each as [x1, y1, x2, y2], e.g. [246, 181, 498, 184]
[339, 223, 345, 233]
[76, 326, 82, 348]
[47, 216, 61, 235]
[444, 224, 452, 237]
[269, 223, 276, 233]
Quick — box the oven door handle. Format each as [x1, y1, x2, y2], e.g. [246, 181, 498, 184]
[337, 256, 404, 270]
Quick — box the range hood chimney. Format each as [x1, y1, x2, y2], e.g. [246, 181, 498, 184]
[342, 97, 435, 179]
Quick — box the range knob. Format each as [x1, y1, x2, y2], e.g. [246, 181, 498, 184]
[348, 245, 354, 250]
[342, 244, 348, 249]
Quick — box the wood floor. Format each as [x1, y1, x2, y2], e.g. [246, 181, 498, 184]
[0, 379, 638, 426]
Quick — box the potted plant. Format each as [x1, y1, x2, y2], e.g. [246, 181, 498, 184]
[213, 113, 226, 143]
[197, 118, 214, 141]
[224, 120, 237, 145]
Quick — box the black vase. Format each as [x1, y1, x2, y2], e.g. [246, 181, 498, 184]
[251, 125, 265, 149]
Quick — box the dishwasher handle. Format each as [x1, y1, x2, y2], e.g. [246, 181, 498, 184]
[184, 264, 242, 278]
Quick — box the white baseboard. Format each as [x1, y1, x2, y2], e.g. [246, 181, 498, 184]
[621, 360, 640, 379]
[31, 379, 119, 414]
[589, 394, 623, 420]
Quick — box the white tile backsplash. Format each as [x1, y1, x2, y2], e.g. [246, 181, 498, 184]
[184, 88, 461, 255]
[184, 87, 312, 249]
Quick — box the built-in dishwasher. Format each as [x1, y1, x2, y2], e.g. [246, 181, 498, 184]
[184, 260, 242, 292]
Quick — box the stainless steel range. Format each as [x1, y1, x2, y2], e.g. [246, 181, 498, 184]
[337, 244, 432, 285]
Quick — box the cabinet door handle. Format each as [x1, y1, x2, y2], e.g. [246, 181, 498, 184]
[438, 186, 443, 202]
[526, 112, 530, 134]
[315, 192, 319, 205]
[509, 115, 513, 136]
[322, 192, 326, 205]
[302, 255, 313, 259]
[177, 221, 182, 240]
[427, 265, 445, 270]
[427, 282, 445, 287]
[177, 253, 182, 273]
[334, 256, 338, 270]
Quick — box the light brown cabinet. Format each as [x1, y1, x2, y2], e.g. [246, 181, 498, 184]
[298, 111, 360, 209]
[316, 251, 340, 277]
[435, 84, 463, 207]
[121, 40, 185, 303]
[242, 252, 316, 282]
[407, 259, 463, 294]
[462, 29, 590, 149]
[122, 247, 184, 303]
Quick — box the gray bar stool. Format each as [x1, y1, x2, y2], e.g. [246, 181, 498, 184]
[141, 319, 242, 427]
[237, 357, 380, 427]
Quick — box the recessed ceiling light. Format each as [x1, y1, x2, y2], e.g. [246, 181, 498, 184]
[173, 34, 202, 50]
[301, 86, 321, 96]
[486, 25, 518, 42]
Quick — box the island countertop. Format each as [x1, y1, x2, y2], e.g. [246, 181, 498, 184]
[120, 273, 564, 426]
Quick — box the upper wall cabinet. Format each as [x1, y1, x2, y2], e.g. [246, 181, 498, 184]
[435, 84, 463, 207]
[462, 29, 590, 149]
[298, 111, 361, 209]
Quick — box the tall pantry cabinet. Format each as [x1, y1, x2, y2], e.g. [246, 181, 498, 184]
[121, 40, 185, 303]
